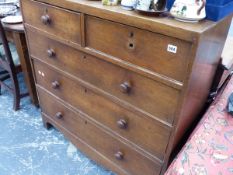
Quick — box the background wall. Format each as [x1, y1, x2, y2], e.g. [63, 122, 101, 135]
[229, 18, 233, 36]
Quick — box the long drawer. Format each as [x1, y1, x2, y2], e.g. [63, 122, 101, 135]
[27, 29, 180, 124]
[33, 59, 171, 160]
[37, 87, 162, 175]
[21, 0, 81, 45]
[85, 16, 191, 82]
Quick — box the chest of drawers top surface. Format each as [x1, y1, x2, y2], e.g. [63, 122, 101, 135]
[21, 0, 232, 174]
[29, 0, 218, 42]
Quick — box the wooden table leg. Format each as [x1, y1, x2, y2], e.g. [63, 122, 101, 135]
[12, 32, 39, 106]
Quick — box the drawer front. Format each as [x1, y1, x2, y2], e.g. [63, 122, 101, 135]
[33, 59, 171, 160]
[27, 29, 179, 124]
[85, 16, 191, 82]
[21, 0, 81, 45]
[38, 88, 162, 175]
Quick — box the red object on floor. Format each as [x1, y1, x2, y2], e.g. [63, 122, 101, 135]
[165, 77, 233, 175]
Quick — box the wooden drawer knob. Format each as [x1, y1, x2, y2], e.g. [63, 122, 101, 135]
[52, 81, 60, 89]
[115, 151, 124, 160]
[120, 82, 131, 94]
[117, 119, 127, 129]
[47, 49, 55, 58]
[55, 112, 63, 119]
[41, 15, 51, 25]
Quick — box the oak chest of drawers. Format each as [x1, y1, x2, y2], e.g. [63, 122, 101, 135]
[20, 0, 232, 174]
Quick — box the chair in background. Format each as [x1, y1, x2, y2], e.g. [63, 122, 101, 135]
[0, 21, 28, 110]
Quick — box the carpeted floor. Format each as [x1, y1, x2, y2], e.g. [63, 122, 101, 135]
[0, 74, 114, 175]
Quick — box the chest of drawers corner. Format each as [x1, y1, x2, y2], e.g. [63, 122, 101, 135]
[20, 0, 232, 174]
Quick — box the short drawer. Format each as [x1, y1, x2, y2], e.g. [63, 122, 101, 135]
[38, 88, 162, 175]
[21, 0, 81, 45]
[33, 59, 171, 160]
[28, 29, 180, 124]
[85, 16, 191, 82]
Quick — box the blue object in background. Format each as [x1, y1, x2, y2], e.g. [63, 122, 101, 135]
[206, 0, 232, 5]
[206, 1, 233, 21]
[166, 0, 174, 10]
[166, 0, 233, 21]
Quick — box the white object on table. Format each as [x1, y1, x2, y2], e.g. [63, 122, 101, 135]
[170, 0, 206, 22]
[1, 15, 22, 24]
[121, 0, 137, 10]
[135, 0, 152, 11]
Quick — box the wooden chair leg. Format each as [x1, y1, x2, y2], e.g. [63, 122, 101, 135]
[10, 73, 20, 111]
[13, 93, 20, 111]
